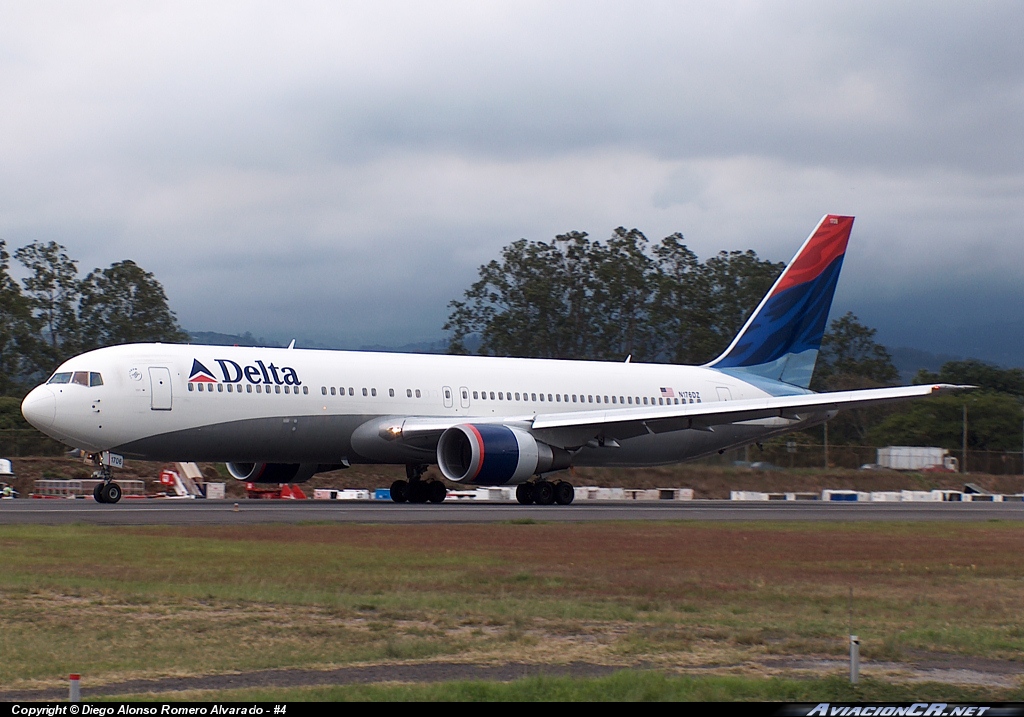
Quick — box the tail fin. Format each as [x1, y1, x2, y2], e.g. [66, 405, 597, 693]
[708, 214, 854, 389]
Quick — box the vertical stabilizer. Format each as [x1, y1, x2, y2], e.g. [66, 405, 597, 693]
[708, 215, 854, 389]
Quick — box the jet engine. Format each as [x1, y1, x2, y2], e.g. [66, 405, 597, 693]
[436, 424, 571, 485]
[225, 462, 319, 483]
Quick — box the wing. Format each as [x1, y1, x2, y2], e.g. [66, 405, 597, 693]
[389, 383, 970, 450]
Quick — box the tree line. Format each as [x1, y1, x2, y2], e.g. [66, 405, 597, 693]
[445, 228, 786, 364]
[0, 240, 187, 396]
[447, 228, 1024, 453]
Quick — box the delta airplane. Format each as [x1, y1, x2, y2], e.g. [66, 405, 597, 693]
[21, 215, 963, 505]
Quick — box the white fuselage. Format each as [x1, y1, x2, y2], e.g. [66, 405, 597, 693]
[21, 343, 819, 469]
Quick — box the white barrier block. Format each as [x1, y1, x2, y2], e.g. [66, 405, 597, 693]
[870, 491, 903, 502]
[900, 490, 942, 502]
[731, 491, 770, 501]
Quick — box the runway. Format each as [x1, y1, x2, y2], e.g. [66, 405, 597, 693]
[2, 498, 1023, 525]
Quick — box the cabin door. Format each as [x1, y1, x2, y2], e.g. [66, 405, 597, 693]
[149, 367, 173, 410]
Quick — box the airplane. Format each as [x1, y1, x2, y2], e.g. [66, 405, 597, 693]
[20, 215, 965, 505]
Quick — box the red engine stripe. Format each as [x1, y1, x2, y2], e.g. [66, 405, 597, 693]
[466, 424, 485, 481]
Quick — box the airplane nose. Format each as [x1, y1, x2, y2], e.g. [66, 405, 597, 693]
[21, 386, 56, 429]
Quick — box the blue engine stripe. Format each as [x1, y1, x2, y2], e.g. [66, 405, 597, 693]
[471, 424, 521, 485]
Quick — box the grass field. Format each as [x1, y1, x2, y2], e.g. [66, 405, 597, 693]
[2, 520, 1023, 700]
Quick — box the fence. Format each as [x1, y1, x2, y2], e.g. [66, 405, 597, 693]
[700, 443, 1024, 475]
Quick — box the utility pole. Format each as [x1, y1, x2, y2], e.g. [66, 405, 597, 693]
[824, 421, 829, 469]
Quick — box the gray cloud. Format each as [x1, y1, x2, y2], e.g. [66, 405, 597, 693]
[1, 1, 1022, 354]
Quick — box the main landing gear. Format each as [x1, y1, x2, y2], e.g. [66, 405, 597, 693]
[391, 464, 447, 504]
[516, 479, 574, 506]
[90, 460, 122, 504]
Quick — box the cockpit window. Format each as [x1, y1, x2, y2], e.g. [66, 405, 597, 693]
[46, 371, 103, 386]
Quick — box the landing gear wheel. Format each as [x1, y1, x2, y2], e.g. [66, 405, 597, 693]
[100, 482, 122, 504]
[390, 480, 409, 503]
[516, 483, 535, 505]
[93, 482, 107, 503]
[554, 481, 575, 505]
[407, 480, 429, 504]
[427, 480, 447, 504]
[533, 480, 555, 506]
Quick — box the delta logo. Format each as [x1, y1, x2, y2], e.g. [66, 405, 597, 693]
[188, 358, 302, 386]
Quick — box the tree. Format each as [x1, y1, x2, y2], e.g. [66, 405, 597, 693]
[694, 249, 785, 362]
[14, 241, 81, 372]
[812, 312, 899, 391]
[0, 241, 35, 395]
[445, 227, 785, 364]
[78, 260, 189, 350]
[869, 392, 1023, 453]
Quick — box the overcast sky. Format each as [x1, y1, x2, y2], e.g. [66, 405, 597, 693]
[2, 1, 1022, 356]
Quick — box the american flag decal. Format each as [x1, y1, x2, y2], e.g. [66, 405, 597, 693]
[660, 387, 675, 397]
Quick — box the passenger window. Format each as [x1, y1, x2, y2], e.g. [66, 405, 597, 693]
[362, 388, 368, 396]
[247, 385, 253, 393]
[489, 392, 495, 400]
[72, 371, 89, 386]
[303, 386, 308, 394]
[389, 388, 395, 397]
[371, 388, 377, 397]
[547, 394, 552, 402]
[539, 394, 545, 402]
[47, 372, 72, 384]
[256, 385, 262, 393]
[286, 386, 292, 394]
[473, 391, 478, 399]
[275, 386, 281, 394]
[415, 389, 421, 398]
[89, 372, 103, 387]
[588, 395, 593, 403]
[197, 383, 204, 392]
[407, 389, 412, 398]
[227, 384, 232, 393]
[515, 392, 520, 400]
[188, 383, 194, 392]
[555, 394, 560, 402]
[531, 393, 536, 401]
[218, 384, 224, 392]
[462, 389, 468, 400]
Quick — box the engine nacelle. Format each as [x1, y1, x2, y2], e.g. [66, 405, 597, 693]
[225, 462, 319, 483]
[436, 424, 571, 485]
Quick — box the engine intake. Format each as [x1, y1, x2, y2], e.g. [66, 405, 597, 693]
[436, 424, 570, 485]
[225, 462, 319, 483]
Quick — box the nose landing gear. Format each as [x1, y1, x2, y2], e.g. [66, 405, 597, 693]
[89, 455, 122, 504]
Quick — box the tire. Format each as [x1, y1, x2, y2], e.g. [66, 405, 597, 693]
[93, 482, 106, 503]
[533, 480, 555, 505]
[407, 480, 429, 504]
[427, 480, 447, 504]
[101, 482, 122, 504]
[390, 480, 409, 503]
[516, 483, 535, 505]
[554, 481, 575, 505]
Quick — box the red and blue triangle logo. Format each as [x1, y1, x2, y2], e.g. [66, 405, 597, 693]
[188, 359, 217, 383]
